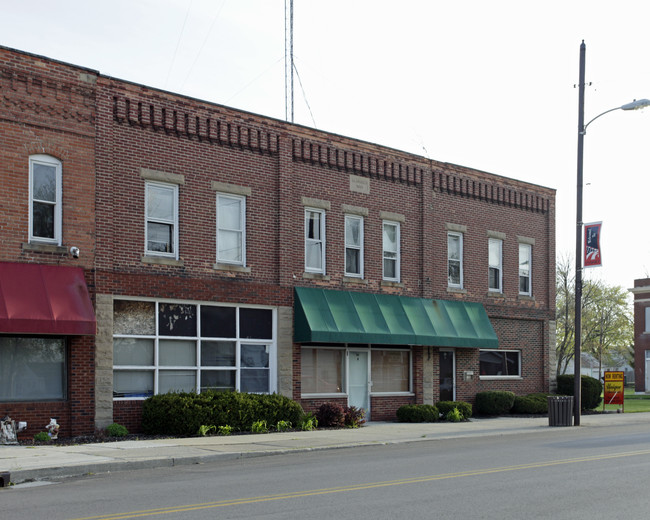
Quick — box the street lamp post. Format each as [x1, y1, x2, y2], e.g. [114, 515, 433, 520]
[574, 40, 650, 426]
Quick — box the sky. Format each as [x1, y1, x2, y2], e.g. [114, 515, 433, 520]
[2, 0, 650, 292]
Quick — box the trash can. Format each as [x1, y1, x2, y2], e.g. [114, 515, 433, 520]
[547, 396, 574, 426]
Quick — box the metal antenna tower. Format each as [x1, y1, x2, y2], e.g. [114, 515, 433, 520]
[284, 0, 294, 122]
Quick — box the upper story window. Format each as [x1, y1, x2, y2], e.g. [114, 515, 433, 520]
[382, 221, 400, 282]
[29, 155, 62, 245]
[645, 307, 650, 333]
[519, 243, 532, 295]
[305, 208, 326, 273]
[345, 215, 364, 278]
[145, 181, 178, 258]
[216, 193, 246, 265]
[488, 238, 503, 292]
[447, 232, 463, 288]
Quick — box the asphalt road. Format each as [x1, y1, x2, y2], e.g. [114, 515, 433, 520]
[5, 422, 650, 519]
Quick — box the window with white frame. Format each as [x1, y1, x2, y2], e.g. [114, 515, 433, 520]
[488, 238, 503, 292]
[479, 350, 521, 377]
[345, 215, 364, 277]
[305, 208, 326, 273]
[145, 182, 178, 257]
[216, 193, 246, 265]
[383, 221, 400, 281]
[301, 346, 411, 396]
[448, 232, 463, 287]
[0, 337, 66, 401]
[519, 243, 532, 295]
[645, 307, 650, 333]
[112, 300, 275, 398]
[29, 155, 62, 244]
[371, 349, 410, 392]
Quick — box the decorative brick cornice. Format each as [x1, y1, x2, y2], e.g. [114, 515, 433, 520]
[112, 95, 280, 156]
[433, 169, 550, 213]
[0, 66, 95, 125]
[291, 138, 423, 186]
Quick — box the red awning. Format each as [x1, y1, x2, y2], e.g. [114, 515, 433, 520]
[0, 262, 96, 335]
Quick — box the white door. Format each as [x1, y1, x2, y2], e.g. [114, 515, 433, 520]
[348, 350, 370, 417]
[645, 351, 650, 391]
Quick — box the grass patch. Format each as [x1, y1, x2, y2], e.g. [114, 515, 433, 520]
[601, 388, 650, 413]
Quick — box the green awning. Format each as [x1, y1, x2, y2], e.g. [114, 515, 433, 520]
[294, 287, 498, 348]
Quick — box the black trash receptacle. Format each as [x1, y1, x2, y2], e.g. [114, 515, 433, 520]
[548, 396, 574, 426]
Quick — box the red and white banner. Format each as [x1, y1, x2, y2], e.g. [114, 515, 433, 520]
[584, 222, 602, 268]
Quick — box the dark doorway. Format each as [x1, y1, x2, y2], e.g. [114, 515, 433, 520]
[439, 350, 455, 401]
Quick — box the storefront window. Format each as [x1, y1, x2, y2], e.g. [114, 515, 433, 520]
[113, 300, 275, 398]
[301, 346, 411, 395]
[371, 350, 410, 392]
[0, 337, 66, 401]
[301, 348, 344, 394]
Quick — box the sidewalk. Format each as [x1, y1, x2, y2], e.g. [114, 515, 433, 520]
[2, 412, 648, 485]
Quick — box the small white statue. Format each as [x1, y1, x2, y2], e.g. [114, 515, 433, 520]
[46, 418, 60, 440]
[0, 416, 18, 445]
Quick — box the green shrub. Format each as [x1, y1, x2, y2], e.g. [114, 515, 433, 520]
[106, 423, 129, 437]
[315, 402, 346, 427]
[141, 391, 305, 436]
[446, 407, 462, 422]
[299, 413, 318, 431]
[556, 374, 602, 410]
[344, 406, 366, 428]
[512, 393, 549, 414]
[218, 425, 233, 436]
[396, 404, 439, 423]
[197, 424, 216, 436]
[475, 391, 516, 415]
[437, 401, 472, 420]
[276, 420, 292, 432]
[251, 420, 269, 433]
[34, 431, 50, 442]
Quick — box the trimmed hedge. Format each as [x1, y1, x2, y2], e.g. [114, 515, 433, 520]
[556, 374, 602, 410]
[512, 393, 549, 414]
[475, 391, 515, 415]
[396, 404, 439, 423]
[142, 391, 305, 436]
[436, 401, 473, 420]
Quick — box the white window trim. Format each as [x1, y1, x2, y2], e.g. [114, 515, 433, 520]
[344, 214, 364, 278]
[519, 243, 532, 296]
[113, 300, 277, 400]
[304, 207, 326, 274]
[645, 307, 650, 333]
[216, 192, 246, 266]
[382, 220, 401, 282]
[488, 238, 503, 293]
[29, 154, 62, 245]
[447, 232, 463, 288]
[479, 349, 522, 380]
[145, 181, 179, 259]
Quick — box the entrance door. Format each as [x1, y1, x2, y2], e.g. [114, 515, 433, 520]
[645, 350, 650, 391]
[348, 350, 370, 416]
[439, 350, 455, 401]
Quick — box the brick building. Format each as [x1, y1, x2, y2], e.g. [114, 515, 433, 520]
[1, 46, 556, 436]
[631, 279, 650, 392]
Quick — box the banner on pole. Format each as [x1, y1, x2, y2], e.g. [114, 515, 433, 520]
[584, 221, 602, 268]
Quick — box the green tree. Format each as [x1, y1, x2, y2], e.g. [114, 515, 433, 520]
[555, 256, 632, 378]
[581, 283, 633, 378]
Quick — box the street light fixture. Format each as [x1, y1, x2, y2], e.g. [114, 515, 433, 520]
[574, 41, 650, 426]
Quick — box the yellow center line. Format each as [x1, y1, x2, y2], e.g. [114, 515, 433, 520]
[69, 448, 650, 520]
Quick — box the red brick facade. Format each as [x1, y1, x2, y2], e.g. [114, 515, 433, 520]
[631, 279, 650, 392]
[1, 46, 556, 436]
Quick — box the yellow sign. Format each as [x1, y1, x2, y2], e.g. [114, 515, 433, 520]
[604, 371, 624, 408]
